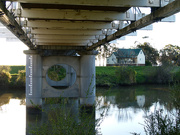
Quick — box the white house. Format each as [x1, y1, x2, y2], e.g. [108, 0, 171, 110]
[107, 49, 145, 66]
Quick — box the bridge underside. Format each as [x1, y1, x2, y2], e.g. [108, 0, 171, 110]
[0, 0, 180, 108]
[0, 0, 179, 54]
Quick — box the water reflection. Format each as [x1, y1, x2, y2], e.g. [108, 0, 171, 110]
[0, 85, 173, 135]
[26, 98, 95, 135]
[0, 99, 26, 135]
[0, 89, 25, 135]
[96, 85, 171, 135]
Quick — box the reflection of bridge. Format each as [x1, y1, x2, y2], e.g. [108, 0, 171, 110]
[0, 0, 180, 109]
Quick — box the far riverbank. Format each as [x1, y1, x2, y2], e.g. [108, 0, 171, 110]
[96, 66, 180, 86]
[1, 65, 180, 88]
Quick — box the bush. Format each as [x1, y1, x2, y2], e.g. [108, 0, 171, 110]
[142, 84, 180, 135]
[28, 97, 107, 135]
[155, 66, 173, 84]
[173, 70, 180, 83]
[16, 70, 26, 87]
[0, 70, 11, 87]
[145, 60, 152, 66]
[144, 65, 173, 84]
[144, 109, 180, 135]
[115, 66, 136, 85]
[0, 66, 11, 72]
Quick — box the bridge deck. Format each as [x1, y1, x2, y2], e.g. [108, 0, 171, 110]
[0, 0, 180, 54]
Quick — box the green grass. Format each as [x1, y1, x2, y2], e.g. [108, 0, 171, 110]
[96, 67, 117, 86]
[96, 66, 116, 75]
[96, 66, 180, 86]
[96, 66, 154, 85]
[2, 65, 180, 87]
[9, 65, 25, 74]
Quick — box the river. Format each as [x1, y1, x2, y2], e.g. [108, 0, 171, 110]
[0, 85, 172, 135]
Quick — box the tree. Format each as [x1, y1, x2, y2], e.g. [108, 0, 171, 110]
[159, 44, 180, 66]
[135, 42, 159, 65]
[96, 43, 117, 66]
[0, 66, 11, 87]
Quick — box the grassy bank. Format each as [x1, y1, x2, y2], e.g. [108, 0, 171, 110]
[1, 65, 180, 88]
[96, 66, 180, 86]
[0, 65, 25, 89]
[9, 65, 25, 74]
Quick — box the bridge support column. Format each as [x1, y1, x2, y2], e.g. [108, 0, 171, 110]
[24, 50, 42, 110]
[80, 51, 97, 107]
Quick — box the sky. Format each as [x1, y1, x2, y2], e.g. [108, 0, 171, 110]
[0, 12, 179, 65]
[117, 12, 180, 50]
[0, 38, 28, 65]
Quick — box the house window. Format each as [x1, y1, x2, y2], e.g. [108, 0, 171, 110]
[107, 59, 109, 63]
[140, 58, 141, 61]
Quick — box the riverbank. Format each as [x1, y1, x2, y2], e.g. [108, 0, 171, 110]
[96, 66, 180, 86]
[0, 65, 25, 89]
[1, 65, 180, 88]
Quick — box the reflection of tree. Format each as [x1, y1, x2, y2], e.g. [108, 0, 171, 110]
[96, 85, 173, 122]
[20, 99, 26, 105]
[117, 108, 133, 122]
[0, 95, 10, 106]
[115, 88, 136, 109]
[0, 90, 25, 106]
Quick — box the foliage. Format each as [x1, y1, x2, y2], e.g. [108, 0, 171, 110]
[16, 70, 26, 87]
[0, 70, 11, 86]
[30, 105, 96, 135]
[145, 65, 173, 84]
[0, 66, 26, 88]
[143, 109, 180, 135]
[96, 43, 117, 66]
[48, 65, 66, 81]
[145, 60, 152, 66]
[96, 67, 117, 86]
[96, 66, 180, 86]
[0, 66, 11, 72]
[155, 65, 173, 84]
[0, 66, 11, 87]
[9, 66, 25, 74]
[115, 66, 136, 85]
[29, 95, 108, 135]
[173, 70, 180, 83]
[136, 42, 159, 65]
[160, 44, 180, 66]
[141, 84, 180, 135]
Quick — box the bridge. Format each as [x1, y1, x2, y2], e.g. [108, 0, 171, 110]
[0, 0, 180, 109]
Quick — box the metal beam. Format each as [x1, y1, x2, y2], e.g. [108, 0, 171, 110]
[0, 1, 34, 49]
[36, 42, 87, 46]
[31, 29, 103, 35]
[26, 20, 115, 30]
[20, 3, 129, 12]
[34, 35, 96, 40]
[36, 39, 90, 44]
[9, 0, 160, 7]
[87, 0, 180, 50]
[17, 9, 135, 22]
[37, 45, 86, 50]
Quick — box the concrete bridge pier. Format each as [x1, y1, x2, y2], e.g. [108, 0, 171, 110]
[80, 51, 97, 107]
[24, 49, 97, 111]
[24, 50, 42, 110]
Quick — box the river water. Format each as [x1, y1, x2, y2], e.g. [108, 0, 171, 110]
[0, 85, 172, 135]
